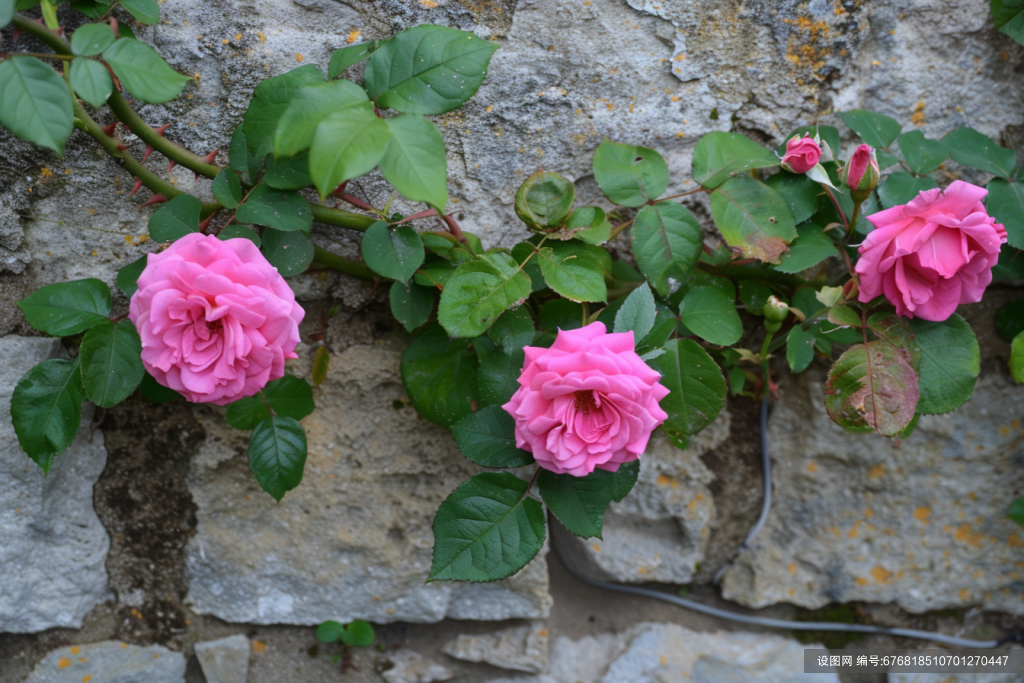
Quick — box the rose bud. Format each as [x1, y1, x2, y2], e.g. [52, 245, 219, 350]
[842, 144, 880, 200]
[779, 134, 822, 174]
[502, 322, 669, 477]
[855, 181, 1007, 321]
[129, 233, 304, 405]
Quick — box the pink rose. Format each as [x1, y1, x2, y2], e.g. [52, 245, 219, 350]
[780, 134, 822, 174]
[855, 181, 1007, 321]
[842, 143, 880, 193]
[502, 322, 669, 477]
[129, 233, 304, 405]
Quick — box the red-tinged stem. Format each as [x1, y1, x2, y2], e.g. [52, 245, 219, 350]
[393, 208, 437, 224]
[442, 214, 466, 242]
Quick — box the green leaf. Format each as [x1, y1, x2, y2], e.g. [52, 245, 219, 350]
[308, 103, 390, 199]
[514, 171, 575, 230]
[69, 57, 113, 109]
[102, 38, 189, 104]
[312, 346, 329, 386]
[71, 23, 116, 56]
[260, 229, 313, 277]
[1013, 331, 1024, 384]
[0, 0, 12, 26]
[316, 620, 345, 644]
[487, 306, 534, 352]
[942, 127, 1016, 179]
[630, 203, 702, 297]
[910, 315, 979, 415]
[786, 324, 817, 373]
[476, 344, 523, 406]
[992, 0, 1024, 46]
[1008, 496, 1024, 527]
[451, 405, 534, 468]
[236, 184, 312, 233]
[242, 65, 326, 156]
[0, 56, 74, 155]
[539, 463, 640, 539]
[78, 319, 144, 408]
[877, 172, 938, 209]
[985, 179, 1024, 249]
[709, 175, 797, 264]
[339, 620, 375, 647]
[414, 259, 457, 289]
[272, 80, 369, 159]
[11, 358, 85, 472]
[592, 138, 669, 207]
[537, 241, 607, 304]
[828, 305, 861, 328]
[148, 194, 201, 241]
[678, 286, 742, 346]
[360, 221, 425, 282]
[994, 245, 1024, 280]
[230, 126, 262, 185]
[328, 42, 376, 79]
[897, 130, 948, 175]
[429, 471, 545, 582]
[438, 253, 532, 338]
[613, 282, 656, 339]
[389, 281, 435, 332]
[248, 416, 308, 502]
[116, 254, 147, 298]
[691, 132, 778, 189]
[211, 169, 243, 209]
[225, 375, 315, 430]
[364, 25, 498, 115]
[140, 372, 181, 403]
[567, 206, 612, 245]
[738, 280, 775, 315]
[995, 300, 1024, 342]
[401, 322, 479, 426]
[218, 224, 261, 246]
[539, 299, 583, 334]
[765, 172, 820, 225]
[263, 153, 312, 191]
[18, 279, 112, 336]
[824, 341, 919, 436]
[380, 113, 448, 212]
[119, 0, 158, 24]
[649, 338, 726, 437]
[838, 110, 902, 149]
[775, 222, 837, 274]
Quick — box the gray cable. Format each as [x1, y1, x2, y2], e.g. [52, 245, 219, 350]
[553, 395, 1008, 649]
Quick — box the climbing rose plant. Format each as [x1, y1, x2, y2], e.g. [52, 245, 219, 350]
[4, 0, 1023, 581]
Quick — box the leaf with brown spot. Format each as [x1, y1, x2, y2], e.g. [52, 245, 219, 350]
[709, 175, 796, 264]
[824, 341, 919, 436]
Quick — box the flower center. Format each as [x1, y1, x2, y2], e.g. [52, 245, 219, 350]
[574, 390, 598, 415]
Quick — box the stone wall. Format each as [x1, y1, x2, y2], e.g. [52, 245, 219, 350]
[1, 0, 1023, 679]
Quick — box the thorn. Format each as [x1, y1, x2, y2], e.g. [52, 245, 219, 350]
[141, 146, 155, 163]
[55, 27, 63, 37]
[198, 213, 217, 233]
[201, 148, 219, 164]
[12, 28, 20, 42]
[167, 160, 177, 173]
[154, 123, 171, 137]
[109, 17, 118, 35]
[117, 144, 129, 152]
[333, 181, 348, 198]
[128, 178, 143, 197]
[138, 194, 169, 209]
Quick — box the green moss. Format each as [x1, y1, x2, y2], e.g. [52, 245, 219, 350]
[792, 603, 867, 649]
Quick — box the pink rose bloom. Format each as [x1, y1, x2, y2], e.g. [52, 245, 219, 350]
[843, 143, 880, 192]
[855, 181, 1007, 321]
[129, 233, 304, 405]
[780, 134, 822, 174]
[502, 322, 669, 477]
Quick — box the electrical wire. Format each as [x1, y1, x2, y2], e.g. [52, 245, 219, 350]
[552, 396, 1012, 649]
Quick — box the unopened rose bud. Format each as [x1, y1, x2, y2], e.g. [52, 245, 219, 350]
[842, 144, 880, 200]
[779, 134, 822, 174]
[763, 295, 789, 323]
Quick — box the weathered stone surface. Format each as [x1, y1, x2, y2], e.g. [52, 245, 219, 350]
[194, 635, 250, 683]
[443, 622, 549, 673]
[722, 371, 1024, 615]
[24, 641, 186, 683]
[185, 340, 551, 625]
[383, 650, 453, 683]
[560, 413, 728, 584]
[0, 336, 111, 634]
[892, 673, 1023, 683]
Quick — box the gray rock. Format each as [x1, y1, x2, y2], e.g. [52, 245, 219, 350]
[443, 623, 549, 673]
[722, 372, 1024, 614]
[891, 673, 1024, 683]
[24, 641, 186, 683]
[194, 635, 250, 683]
[185, 342, 551, 624]
[382, 650, 453, 683]
[561, 413, 729, 584]
[0, 336, 111, 633]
